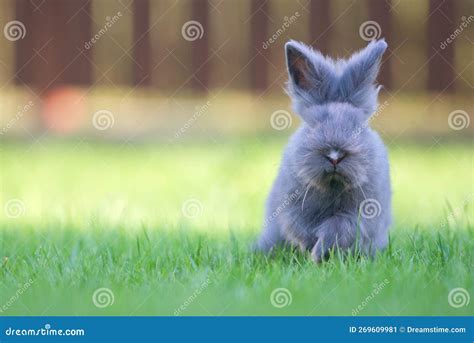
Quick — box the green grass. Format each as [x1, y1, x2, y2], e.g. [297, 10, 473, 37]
[1, 137, 473, 316]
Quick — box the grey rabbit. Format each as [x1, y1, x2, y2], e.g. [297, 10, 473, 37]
[257, 39, 392, 262]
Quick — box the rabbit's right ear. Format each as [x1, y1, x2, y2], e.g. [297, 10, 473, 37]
[285, 41, 335, 108]
[338, 39, 387, 113]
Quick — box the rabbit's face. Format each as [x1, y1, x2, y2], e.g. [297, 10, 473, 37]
[284, 39, 387, 190]
[295, 103, 372, 189]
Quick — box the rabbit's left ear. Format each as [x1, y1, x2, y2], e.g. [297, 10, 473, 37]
[339, 39, 387, 111]
[285, 41, 335, 107]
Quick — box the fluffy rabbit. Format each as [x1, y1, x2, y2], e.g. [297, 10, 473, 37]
[257, 39, 392, 262]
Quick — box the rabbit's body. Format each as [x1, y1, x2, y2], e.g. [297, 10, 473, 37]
[257, 40, 392, 262]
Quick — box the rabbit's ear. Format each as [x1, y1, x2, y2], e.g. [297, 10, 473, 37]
[285, 41, 335, 107]
[339, 39, 387, 112]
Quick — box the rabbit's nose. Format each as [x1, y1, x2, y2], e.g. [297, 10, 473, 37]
[325, 150, 346, 167]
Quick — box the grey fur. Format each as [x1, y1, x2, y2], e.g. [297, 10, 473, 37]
[257, 39, 392, 262]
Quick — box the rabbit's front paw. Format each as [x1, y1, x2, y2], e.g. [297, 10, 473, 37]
[311, 232, 336, 263]
[310, 216, 356, 263]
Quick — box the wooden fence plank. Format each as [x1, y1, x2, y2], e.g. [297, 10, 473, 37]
[190, 0, 210, 92]
[14, 0, 92, 93]
[368, 0, 392, 89]
[249, 0, 270, 92]
[309, 0, 331, 54]
[133, 0, 152, 87]
[427, 0, 456, 92]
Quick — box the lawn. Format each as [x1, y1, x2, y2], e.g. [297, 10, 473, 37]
[0, 137, 472, 316]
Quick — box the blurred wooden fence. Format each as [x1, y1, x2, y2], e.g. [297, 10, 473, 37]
[10, 0, 465, 95]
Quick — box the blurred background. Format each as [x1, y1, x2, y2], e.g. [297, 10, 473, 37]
[0, 0, 473, 316]
[0, 0, 472, 228]
[0, 0, 472, 140]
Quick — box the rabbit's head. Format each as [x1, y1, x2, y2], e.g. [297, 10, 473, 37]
[285, 39, 387, 189]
